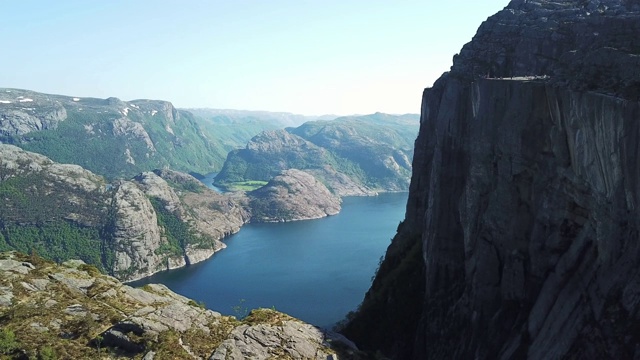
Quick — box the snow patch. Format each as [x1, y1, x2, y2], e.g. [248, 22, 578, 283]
[151, 110, 158, 116]
[130, 104, 138, 108]
[73, 98, 80, 102]
[18, 98, 33, 102]
[165, 124, 175, 135]
[122, 108, 129, 116]
[0, 100, 11, 104]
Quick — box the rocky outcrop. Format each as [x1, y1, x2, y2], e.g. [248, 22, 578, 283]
[343, 1, 640, 359]
[107, 169, 248, 281]
[0, 145, 247, 282]
[210, 314, 336, 360]
[109, 181, 167, 279]
[306, 166, 377, 197]
[112, 116, 156, 153]
[0, 90, 68, 136]
[0, 252, 347, 359]
[248, 169, 341, 222]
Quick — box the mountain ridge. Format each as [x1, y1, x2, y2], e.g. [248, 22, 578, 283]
[214, 113, 419, 195]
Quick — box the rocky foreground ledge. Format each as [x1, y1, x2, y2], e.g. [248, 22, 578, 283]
[0, 252, 361, 359]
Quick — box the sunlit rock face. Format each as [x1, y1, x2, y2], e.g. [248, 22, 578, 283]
[342, 1, 640, 359]
[248, 169, 341, 222]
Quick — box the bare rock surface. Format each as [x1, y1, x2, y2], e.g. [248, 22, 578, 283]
[0, 89, 67, 136]
[0, 252, 349, 359]
[307, 166, 377, 197]
[211, 321, 333, 360]
[248, 169, 341, 222]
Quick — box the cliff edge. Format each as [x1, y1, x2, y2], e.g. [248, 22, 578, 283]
[342, 1, 640, 359]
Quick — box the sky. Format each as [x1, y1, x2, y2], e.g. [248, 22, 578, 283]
[2, 0, 508, 115]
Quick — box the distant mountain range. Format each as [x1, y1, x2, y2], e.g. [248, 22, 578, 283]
[0, 87, 419, 280]
[214, 112, 420, 194]
[0, 89, 341, 180]
[185, 108, 338, 128]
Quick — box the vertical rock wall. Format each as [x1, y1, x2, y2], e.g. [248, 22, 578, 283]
[343, 1, 640, 359]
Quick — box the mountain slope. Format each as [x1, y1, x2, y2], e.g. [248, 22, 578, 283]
[248, 169, 341, 222]
[0, 145, 247, 281]
[289, 113, 418, 191]
[0, 89, 230, 179]
[214, 113, 419, 194]
[342, 1, 640, 359]
[0, 252, 355, 359]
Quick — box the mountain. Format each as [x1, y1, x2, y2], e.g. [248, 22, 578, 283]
[187, 108, 337, 128]
[214, 113, 419, 194]
[342, 1, 640, 359]
[0, 252, 359, 359]
[0, 89, 231, 179]
[248, 169, 341, 222]
[288, 113, 418, 191]
[0, 145, 247, 282]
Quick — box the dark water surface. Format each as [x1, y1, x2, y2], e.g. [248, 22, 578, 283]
[131, 192, 408, 328]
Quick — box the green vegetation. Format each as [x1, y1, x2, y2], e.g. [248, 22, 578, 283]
[338, 223, 425, 357]
[214, 129, 342, 185]
[77, 263, 101, 277]
[0, 171, 112, 272]
[6, 106, 228, 180]
[242, 308, 293, 326]
[149, 197, 215, 257]
[214, 114, 419, 192]
[0, 328, 17, 355]
[219, 180, 268, 192]
[187, 299, 206, 309]
[289, 114, 418, 189]
[38, 345, 57, 360]
[1, 222, 106, 271]
[0, 173, 106, 224]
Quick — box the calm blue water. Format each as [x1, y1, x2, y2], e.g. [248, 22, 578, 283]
[199, 172, 223, 193]
[131, 192, 408, 328]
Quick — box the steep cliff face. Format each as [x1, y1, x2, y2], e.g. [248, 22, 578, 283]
[343, 1, 640, 359]
[97, 169, 248, 281]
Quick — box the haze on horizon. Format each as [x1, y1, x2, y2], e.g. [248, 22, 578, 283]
[3, 0, 507, 116]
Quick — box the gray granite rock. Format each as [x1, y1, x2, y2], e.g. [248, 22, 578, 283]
[249, 169, 342, 222]
[344, 1, 640, 359]
[210, 320, 334, 360]
[0, 259, 35, 275]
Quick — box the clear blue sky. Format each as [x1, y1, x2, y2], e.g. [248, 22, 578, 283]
[2, 0, 507, 115]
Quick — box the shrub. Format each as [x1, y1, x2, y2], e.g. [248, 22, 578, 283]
[0, 328, 18, 355]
